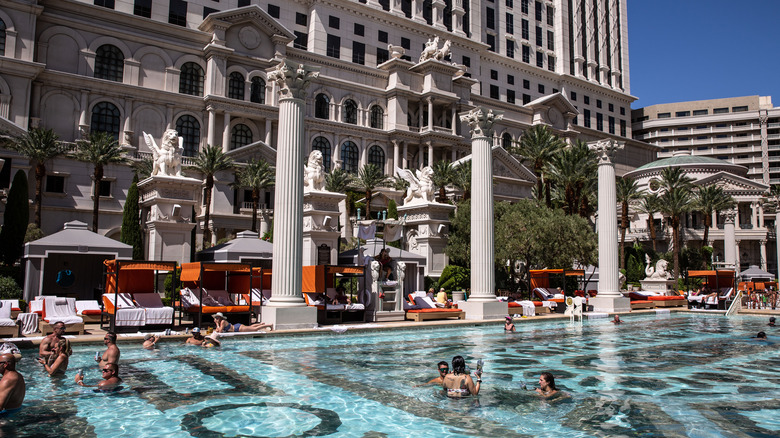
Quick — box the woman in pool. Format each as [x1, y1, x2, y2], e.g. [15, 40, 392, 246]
[37, 339, 71, 376]
[535, 372, 558, 398]
[504, 316, 516, 332]
[442, 355, 481, 397]
[213, 312, 273, 333]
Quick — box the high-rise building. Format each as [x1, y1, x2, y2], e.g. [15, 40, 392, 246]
[0, 0, 653, 248]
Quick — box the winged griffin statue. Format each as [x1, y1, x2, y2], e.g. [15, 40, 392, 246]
[143, 129, 184, 177]
[395, 166, 435, 205]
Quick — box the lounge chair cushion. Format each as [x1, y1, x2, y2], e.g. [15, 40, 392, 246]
[133, 293, 174, 325]
[75, 300, 102, 315]
[42, 298, 84, 325]
[414, 297, 434, 309]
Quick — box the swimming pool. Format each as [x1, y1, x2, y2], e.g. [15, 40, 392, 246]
[5, 313, 778, 437]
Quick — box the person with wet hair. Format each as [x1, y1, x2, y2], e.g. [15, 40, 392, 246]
[97, 332, 120, 368]
[418, 361, 449, 387]
[769, 317, 776, 327]
[38, 339, 72, 376]
[0, 354, 25, 416]
[39, 321, 65, 360]
[142, 334, 160, 350]
[442, 355, 480, 397]
[536, 372, 558, 397]
[756, 331, 767, 339]
[504, 315, 516, 332]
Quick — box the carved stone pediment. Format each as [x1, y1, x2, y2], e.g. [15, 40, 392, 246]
[524, 92, 579, 130]
[199, 5, 294, 60]
[696, 171, 769, 195]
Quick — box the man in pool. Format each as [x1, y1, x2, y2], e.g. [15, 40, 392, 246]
[186, 327, 205, 345]
[417, 361, 449, 386]
[142, 334, 160, 350]
[213, 312, 273, 333]
[0, 354, 24, 416]
[612, 315, 622, 324]
[96, 332, 120, 368]
[756, 331, 767, 339]
[769, 317, 776, 327]
[76, 362, 122, 391]
[39, 321, 65, 360]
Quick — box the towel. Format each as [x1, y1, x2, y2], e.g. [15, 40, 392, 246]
[357, 223, 376, 240]
[384, 224, 402, 242]
[518, 300, 536, 317]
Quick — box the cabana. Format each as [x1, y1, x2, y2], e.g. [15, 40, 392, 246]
[103, 260, 177, 331]
[302, 265, 367, 324]
[196, 230, 273, 268]
[23, 221, 132, 301]
[687, 269, 737, 309]
[179, 262, 254, 327]
[529, 269, 586, 313]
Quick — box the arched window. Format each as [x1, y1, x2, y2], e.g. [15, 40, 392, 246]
[94, 45, 124, 82]
[231, 124, 252, 150]
[176, 115, 201, 156]
[341, 141, 359, 174]
[369, 105, 384, 129]
[315, 94, 330, 119]
[0, 19, 8, 56]
[368, 145, 385, 172]
[90, 102, 121, 140]
[228, 72, 245, 100]
[343, 99, 358, 124]
[312, 136, 332, 172]
[250, 77, 265, 104]
[502, 132, 513, 149]
[179, 62, 204, 96]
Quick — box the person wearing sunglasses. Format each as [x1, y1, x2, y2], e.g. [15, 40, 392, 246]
[0, 354, 25, 417]
[96, 332, 120, 369]
[416, 361, 450, 387]
[38, 321, 66, 361]
[75, 362, 122, 391]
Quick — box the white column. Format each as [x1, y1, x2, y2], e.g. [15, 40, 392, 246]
[572, 0, 585, 77]
[402, 142, 408, 168]
[588, 138, 631, 312]
[735, 203, 741, 230]
[723, 209, 737, 269]
[427, 98, 434, 131]
[427, 141, 434, 166]
[457, 107, 507, 320]
[759, 203, 765, 228]
[760, 239, 767, 271]
[735, 239, 742, 271]
[266, 60, 320, 329]
[777, 210, 780, 280]
[452, 0, 466, 36]
[392, 140, 399, 171]
[264, 119, 272, 145]
[751, 202, 758, 228]
[78, 89, 90, 138]
[222, 111, 231, 152]
[207, 107, 216, 146]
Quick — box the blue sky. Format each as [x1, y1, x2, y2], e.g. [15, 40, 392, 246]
[628, 0, 780, 109]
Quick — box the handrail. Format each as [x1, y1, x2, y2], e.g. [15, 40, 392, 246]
[726, 290, 743, 316]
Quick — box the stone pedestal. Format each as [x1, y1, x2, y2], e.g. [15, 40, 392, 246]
[138, 175, 201, 264]
[588, 139, 631, 313]
[397, 201, 454, 276]
[303, 190, 345, 265]
[458, 300, 508, 320]
[261, 306, 318, 331]
[639, 279, 676, 294]
[723, 209, 737, 269]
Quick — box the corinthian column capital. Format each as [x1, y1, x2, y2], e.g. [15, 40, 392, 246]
[268, 59, 320, 100]
[588, 138, 625, 164]
[460, 107, 503, 138]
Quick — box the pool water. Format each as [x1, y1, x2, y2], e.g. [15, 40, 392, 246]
[4, 313, 779, 437]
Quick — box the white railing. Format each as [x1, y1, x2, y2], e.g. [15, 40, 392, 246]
[726, 290, 742, 316]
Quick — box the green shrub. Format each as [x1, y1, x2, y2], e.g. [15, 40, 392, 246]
[438, 265, 470, 292]
[0, 276, 22, 300]
[24, 224, 44, 243]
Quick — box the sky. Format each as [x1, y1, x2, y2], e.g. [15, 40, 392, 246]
[627, 0, 780, 109]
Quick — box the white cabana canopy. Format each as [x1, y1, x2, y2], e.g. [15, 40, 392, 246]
[739, 265, 774, 281]
[196, 230, 273, 266]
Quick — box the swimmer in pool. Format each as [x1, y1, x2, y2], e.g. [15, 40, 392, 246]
[202, 335, 221, 348]
[0, 354, 25, 417]
[186, 327, 205, 346]
[504, 315, 516, 332]
[38, 339, 71, 376]
[535, 372, 558, 398]
[442, 355, 480, 397]
[213, 313, 273, 333]
[75, 362, 122, 391]
[612, 315, 622, 324]
[756, 331, 767, 339]
[142, 334, 160, 350]
[416, 361, 449, 387]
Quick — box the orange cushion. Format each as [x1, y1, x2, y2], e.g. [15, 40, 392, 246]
[80, 309, 102, 315]
[407, 308, 462, 313]
[225, 306, 250, 312]
[632, 300, 653, 304]
[185, 305, 228, 313]
[648, 296, 685, 301]
[508, 302, 521, 307]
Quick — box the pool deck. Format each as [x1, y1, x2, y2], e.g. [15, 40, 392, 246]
[7, 306, 776, 349]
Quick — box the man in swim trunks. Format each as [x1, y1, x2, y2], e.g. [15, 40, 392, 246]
[76, 362, 122, 391]
[186, 327, 205, 345]
[0, 354, 25, 416]
[213, 312, 273, 333]
[96, 332, 120, 368]
[39, 321, 65, 360]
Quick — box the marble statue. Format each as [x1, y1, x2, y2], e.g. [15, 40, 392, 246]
[396, 166, 435, 205]
[303, 150, 326, 192]
[370, 260, 381, 283]
[434, 39, 451, 61]
[388, 44, 405, 60]
[645, 254, 671, 280]
[143, 129, 184, 177]
[419, 37, 452, 62]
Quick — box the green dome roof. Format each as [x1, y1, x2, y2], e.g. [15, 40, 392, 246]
[634, 155, 738, 171]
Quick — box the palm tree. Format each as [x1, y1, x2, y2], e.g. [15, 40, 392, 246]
[354, 163, 389, 219]
[451, 161, 472, 200]
[511, 125, 565, 208]
[693, 185, 735, 245]
[190, 145, 234, 246]
[431, 160, 454, 202]
[658, 167, 694, 278]
[8, 128, 66, 227]
[234, 159, 274, 232]
[325, 168, 352, 193]
[616, 177, 642, 270]
[547, 140, 597, 217]
[74, 131, 128, 232]
[637, 194, 661, 251]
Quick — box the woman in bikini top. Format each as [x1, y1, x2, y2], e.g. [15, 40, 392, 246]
[442, 355, 481, 398]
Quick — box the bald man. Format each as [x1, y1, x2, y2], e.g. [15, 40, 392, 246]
[0, 354, 25, 416]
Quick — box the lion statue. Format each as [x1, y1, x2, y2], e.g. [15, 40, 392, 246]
[303, 150, 326, 192]
[645, 254, 671, 280]
[143, 129, 183, 177]
[396, 166, 435, 205]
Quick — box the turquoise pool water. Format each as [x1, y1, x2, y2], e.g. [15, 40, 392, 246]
[4, 313, 779, 437]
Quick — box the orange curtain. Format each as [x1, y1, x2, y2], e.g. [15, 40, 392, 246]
[302, 265, 326, 293]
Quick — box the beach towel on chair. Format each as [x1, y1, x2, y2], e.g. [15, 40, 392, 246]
[42, 298, 83, 325]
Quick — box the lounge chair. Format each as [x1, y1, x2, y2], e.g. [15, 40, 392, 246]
[29, 297, 44, 315]
[0, 301, 19, 338]
[75, 300, 103, 323]
[0, 300, 21, 319]
[133, 293, 174, 325]
[532, 288, 564, 313]
[405, 294, 464, 322]
[626, 291, 656, 310]
[40, 297, 84, 335]
[102, 293, 145, 327]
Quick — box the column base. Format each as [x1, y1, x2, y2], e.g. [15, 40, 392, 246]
[262, 306, 318, 331]
[459, 300, 508, 320]
[589, 296, 631, 313]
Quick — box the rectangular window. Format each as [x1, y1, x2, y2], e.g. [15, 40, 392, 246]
[268, 4, 280, 18]
[352, 41, 365, 64]
[168, 0, 187, 27]
[523, 79, 530, 89]
[547, 55, 555, 71]
[203, 7, 218, 19]
[507, 74, 515, 85]
[546, 5, 553, 25]
[487, 34, 496, 52]
[536, 51, 543, 67]
[538, 83, 544, 94]
[294, 31, 308, 50]
[326, 34, 340, 58]
[329, 16, 340, 29]
[584, 109, 591, 128]
[522, 19, 529, 40]
[238, 0, 250, 5]
[378, 30, 389, 43]
[597, 113, 603, 131]
[94, 0, 115, 9]
[657, 112, 671, 119]
[547, 30, 554, 50]
[0, 158, 10, 190]
[535, 1, 542, 20]
[523, 93, 531, 104]
[584, 95, 590, 105]
[732, 106, 748, 112]
[696, 125, 707, 129]
[714, 107, 729, 114]
[521, 0, 528, 14]
[490, 84, 500, 99]
[401, 37, 410, 49]
[676, 111, 690, 117]
[506, 40, 515, 58]
[133, 0, 152, 18]
[506, 13, 514, 34]
[620, 119, 626, 137]
[693, 109, 708, 116]
[99, 180, 112, 198]
[507, 89, 516, 103]
[596, 99, 602, 109]
[506, 0, 513, 8]
[608, 116, 615, 134]
[354, 23, 365, 36]
[376, 47, 389, 65]
[46, 175, 65, 193]
[462, 56, 471, 67]
[535, 26, 543, 46]
[608, 103, 614, 112]
[296, 12, 308, 26]
[486, 7, 495, 29]
[490, 69, 498, 80]
[570, 91, 577, 101]
[620, 107, 625, 116]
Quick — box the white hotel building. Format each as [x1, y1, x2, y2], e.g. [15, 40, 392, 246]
[0, 0, 654, 259]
